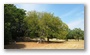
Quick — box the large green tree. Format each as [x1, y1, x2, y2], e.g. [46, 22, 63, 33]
[4, 4, 26, 45]
[24, 11, 39, 38]
[24, 11, 69, 42]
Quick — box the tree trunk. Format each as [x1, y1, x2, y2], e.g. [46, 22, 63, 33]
[66, 38, 68, 41]
[78, 37, 79, 41]
[47, 37, 49, 42]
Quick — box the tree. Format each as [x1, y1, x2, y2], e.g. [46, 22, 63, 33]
[81, 31, 84, 40]
[66, 28, 84, 41]
[66, 29, 74, 41]
[24, 11, 39, 38]
[4, 4, 26, 45]
[73, 28, 84, 41]
[24, 11, 69, 42]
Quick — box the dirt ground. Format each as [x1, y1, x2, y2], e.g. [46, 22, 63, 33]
[4, 40, 84, 49]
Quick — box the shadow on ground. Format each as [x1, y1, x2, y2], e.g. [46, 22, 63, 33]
[34, 41, 65, 44]
[30, 39, 65, 43]
[4, 41, 65, 49]
[48, 41, 65, 43]
[4, 44, 26, 49]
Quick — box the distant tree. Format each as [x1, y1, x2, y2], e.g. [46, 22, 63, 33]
[66, 28, 84, 41]
[73, 28, 84, 41]
[66, 29, 74, 41]
[81, 31, 84, 40]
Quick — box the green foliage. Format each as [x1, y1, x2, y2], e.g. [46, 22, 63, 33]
[66, 29, 74, 39]
[73, 28, 84, 41]
[4, 4, 26, 45]
[66, 28, 84, 41]
[24, 11, 69, 41]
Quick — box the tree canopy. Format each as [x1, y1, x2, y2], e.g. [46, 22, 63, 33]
[4, 4, 26, 44]
[66, 28, 84, 41]
[24, 11, 69, 42]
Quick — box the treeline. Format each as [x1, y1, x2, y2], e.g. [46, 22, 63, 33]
[66, 28, 84, 41]
[4, 4, 84, 45]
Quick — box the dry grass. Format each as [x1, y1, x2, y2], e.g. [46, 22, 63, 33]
[4, 40, 84, 49]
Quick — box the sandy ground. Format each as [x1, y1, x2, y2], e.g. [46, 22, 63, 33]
[4, 40, 84, 49]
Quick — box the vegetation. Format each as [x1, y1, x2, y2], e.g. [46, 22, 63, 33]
[24, 11, 68, 42]
[4, 4, 26, 44]
[4, 4, 84, 45]
[66, 28, 84, 41]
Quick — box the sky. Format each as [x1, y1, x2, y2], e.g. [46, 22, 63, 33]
[15, 4, 84, 30]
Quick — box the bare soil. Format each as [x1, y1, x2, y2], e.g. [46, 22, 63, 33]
[4, 40, 84, 49]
